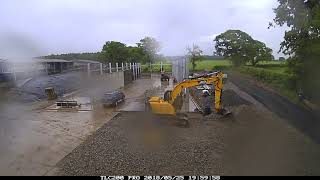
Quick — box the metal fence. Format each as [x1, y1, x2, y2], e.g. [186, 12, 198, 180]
[172, 57, 189, 82]
[139, 58, 189, 83]
[86, 62, 141, 80]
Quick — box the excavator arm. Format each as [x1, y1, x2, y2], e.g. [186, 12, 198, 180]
[168, 71, 224, 113]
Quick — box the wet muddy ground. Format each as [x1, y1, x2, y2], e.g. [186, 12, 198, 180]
[0, 75, 159, 175]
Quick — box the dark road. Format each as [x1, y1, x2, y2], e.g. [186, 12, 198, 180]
[229, 72, 320, 144]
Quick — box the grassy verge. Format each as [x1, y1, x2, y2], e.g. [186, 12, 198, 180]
[141, 64, 172, 73]
[236, 65, 299, 103]
[188, 60, 232, 71]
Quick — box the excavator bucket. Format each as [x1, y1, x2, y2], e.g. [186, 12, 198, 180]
[175, 113, 190, 127]
[145, 101, 190, 128]
[218, 108, 232, 117]
[151, 114, 190, 128]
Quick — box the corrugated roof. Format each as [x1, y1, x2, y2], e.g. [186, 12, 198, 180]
[72, 59, 101, 64]
[37, 59, 73, 63]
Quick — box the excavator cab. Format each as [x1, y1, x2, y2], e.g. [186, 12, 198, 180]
[163, 90, 172, 101]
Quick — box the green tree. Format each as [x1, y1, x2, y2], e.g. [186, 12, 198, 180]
[214, 30, 273, 66]
[271, 0, 320, 101]
[127, 46, 146, 63]
[137, 37, 161, 63]
[42, 52, 101, 61]
[187, 44, 203, 71]
[214, 30, 254, 66]
[154, 54, 167, 63]
[99, 41, 128, 63]
[249, 40, 274, 66]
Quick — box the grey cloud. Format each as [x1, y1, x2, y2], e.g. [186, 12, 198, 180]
[0, 0, 285, 59]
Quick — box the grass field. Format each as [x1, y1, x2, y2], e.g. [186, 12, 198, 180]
[250, 66, 288, 74]
[141, 60, 231, 72]
[141, 64, 172, 72]
[188, 60, 232, 71]
[252, 61, 288, 74]
[252, 60, 286, 65]
[190, 59, 287, 73]
[142, 59, 288, 74]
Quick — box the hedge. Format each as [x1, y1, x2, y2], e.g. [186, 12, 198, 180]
[239, 66, 296, 90]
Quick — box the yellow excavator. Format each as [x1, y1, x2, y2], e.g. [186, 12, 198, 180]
[147, 71, 230, 127]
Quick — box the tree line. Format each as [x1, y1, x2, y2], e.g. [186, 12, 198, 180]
[43, 52, 100, 61]
[42, 37, 162, 64]
[214, 30, 274, 66]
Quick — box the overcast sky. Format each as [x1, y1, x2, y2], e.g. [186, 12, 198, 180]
[0, 0, 287, 59]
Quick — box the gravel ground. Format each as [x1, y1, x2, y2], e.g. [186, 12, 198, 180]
[55, 112, 230, 175]
[54, 105, 320, 176]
